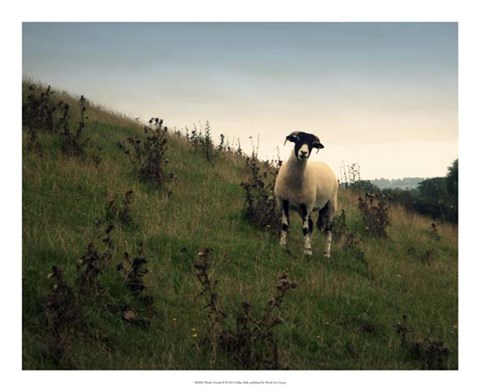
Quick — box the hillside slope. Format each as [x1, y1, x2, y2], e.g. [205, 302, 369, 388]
[22, 83, 458, 370]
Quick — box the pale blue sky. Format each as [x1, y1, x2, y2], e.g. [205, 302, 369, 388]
[22, 22, 458, 179]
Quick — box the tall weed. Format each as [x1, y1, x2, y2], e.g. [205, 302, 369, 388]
[193, 248, 296, 369]
[186, 121, 216, 162]
[240, 156, 280, 234]
[117, 117, 173, 191]
[358, 192, 391, 238]
[395, 315, 450, 369]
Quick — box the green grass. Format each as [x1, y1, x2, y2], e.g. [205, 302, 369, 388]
[22, 83, 458, 370]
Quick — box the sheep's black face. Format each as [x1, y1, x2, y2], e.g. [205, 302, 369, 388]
[285, 131, 324, 162]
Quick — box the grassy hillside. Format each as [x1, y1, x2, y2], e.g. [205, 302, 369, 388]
[22, 83, 458, 370]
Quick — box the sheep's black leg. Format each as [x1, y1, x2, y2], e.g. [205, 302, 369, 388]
[317, 203, 328, 231]
[280, 200, 289, 247]
[300, 204, 313, 255]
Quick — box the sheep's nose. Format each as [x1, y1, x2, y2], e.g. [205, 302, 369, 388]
[300, 151, 308, 158]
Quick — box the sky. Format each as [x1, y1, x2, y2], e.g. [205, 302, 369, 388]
[22, 22, 457, 179]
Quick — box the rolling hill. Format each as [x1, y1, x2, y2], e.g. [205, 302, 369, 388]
[22, 82, 458, 370]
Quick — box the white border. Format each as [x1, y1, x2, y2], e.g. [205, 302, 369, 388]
[4, 1, 479, 391]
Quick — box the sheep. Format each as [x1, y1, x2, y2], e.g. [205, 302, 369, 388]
[274, 131, 338, 257]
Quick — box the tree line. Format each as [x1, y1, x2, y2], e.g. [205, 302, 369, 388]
[348, 159, 458, 224]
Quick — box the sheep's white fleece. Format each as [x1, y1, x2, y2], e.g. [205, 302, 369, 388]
[274, 151, 338, 214]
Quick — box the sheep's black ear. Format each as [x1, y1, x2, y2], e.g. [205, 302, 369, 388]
[285, 132, 299, 145]
[312, 140, 324, 149]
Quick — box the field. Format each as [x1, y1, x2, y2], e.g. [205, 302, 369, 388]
[22, 83, 458, 370]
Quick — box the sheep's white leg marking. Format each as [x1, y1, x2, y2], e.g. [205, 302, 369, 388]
[303, 222, 312, 255]
[280, 200, 289, 247]
[300, 204, 313, 256]
[323, 221, 333, 258]
[280, 217, 288, 247]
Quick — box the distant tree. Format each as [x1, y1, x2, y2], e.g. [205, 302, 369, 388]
[382, 187, 417, 213]
[349, 180, 381, 194]
[373, 159, 457, 224]
[416, 178, 447, 220]
[415, 168, 457, 224]
[446, 159, 458, 202]
[370, 177, 426, 190]
[445, 159, 458, 223]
